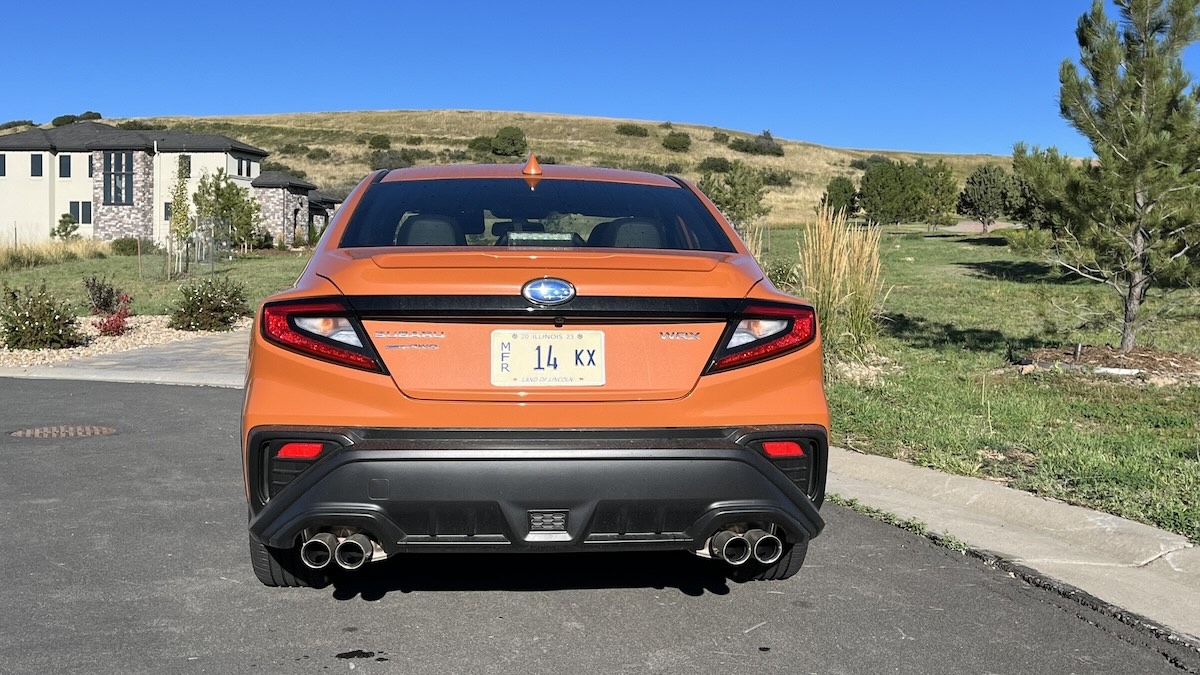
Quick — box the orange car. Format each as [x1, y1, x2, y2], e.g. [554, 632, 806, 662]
[242, 158, 828, 587]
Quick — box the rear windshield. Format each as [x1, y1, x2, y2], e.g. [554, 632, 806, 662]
[339, 178, 736, 252]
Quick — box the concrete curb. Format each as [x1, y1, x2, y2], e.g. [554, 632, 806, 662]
[827, 446, 1200, 643]
[0, 366, 243, 389]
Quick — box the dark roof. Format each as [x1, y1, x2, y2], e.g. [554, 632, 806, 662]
[252, 171, 318, 191]
[308, 190, 343, 207]
[0, 121, 268, 156]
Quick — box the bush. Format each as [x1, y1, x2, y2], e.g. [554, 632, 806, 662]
[116, 120, 167, 131]
[1004, 228, 1054, 257]
[729, 131, 784, 157]
[467, 135, 494, 152]
[661, 131, 692, 153]
[762, 259, 795, 289]
[82, 276, 124, 314]
[438, 149, 470, 162]
[0, 120, 35, 131]
[849, 154, 892, 171]
[79, 111, 102, 121]
[279, 143, 310, 155]
[759, 168, 793, 187]
[615, 123, 650, 137]
[305, 147, 332, 161]
[261, 160, 307, 179]
[92, 295, 131, 337]
[403, 135, 423, 145]
[0, 283, 86, 350]
[491, 126, 528, 157]
[711, 131, 729, 144]
[110, 237, 157, 256]
[659, 121, 674, 129]
[168, 277, 248, 332]
[620, 158, 684, 174]
[367, 134, 391, 150]
[697, 156, 733, 173]
[51, 114, 79, 127]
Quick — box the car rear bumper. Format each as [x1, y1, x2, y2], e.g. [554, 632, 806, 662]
[246, 426, 827, 555]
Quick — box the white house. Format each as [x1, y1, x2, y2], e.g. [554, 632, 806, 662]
[0, 121, 269, 245]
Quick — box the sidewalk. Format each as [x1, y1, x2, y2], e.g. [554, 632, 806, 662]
[1, 330, 1196, 643]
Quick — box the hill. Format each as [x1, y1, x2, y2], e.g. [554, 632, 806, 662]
[30, 110, 1011, 225]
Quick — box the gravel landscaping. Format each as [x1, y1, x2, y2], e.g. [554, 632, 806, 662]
[0, 315, 251, 368]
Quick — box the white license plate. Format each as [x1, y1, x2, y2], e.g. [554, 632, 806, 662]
[491, 330, 606, 387]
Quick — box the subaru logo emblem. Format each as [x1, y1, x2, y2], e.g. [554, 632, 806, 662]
[522, 278, 575, 306]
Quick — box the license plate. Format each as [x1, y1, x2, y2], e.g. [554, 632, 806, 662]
[491, 330, 606, 387]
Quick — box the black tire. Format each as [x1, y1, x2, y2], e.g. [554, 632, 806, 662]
[729, 540, 808, 582]
[248, 535, 329, 588]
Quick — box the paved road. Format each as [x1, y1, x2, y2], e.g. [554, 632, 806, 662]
[1, 379, 1196, 674]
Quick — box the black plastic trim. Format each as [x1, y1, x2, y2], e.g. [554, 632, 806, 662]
[346, 294, 743, 319]
[245, 425, 828, 555]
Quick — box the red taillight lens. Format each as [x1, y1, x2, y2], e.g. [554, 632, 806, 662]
[261, 299, 384, 373]
[762, 441, 805, 458]
[708, 303, 817, 372]
[276, 442, 325, 459]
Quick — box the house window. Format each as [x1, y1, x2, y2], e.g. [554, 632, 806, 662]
[103, 151, 135, 205]
[0, 153, 5, 177]
[179, 154, 191, 177]
[88, 155, 94, 178]
[31, 154, 43, 177]
[164, 202, 172, 221]
[59, 154, 71, 178]
[236, 158, 245, 176]
[69, 201, 92, 224]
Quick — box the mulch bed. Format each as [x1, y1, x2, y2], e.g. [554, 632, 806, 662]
[1021, 344, 1200, 384]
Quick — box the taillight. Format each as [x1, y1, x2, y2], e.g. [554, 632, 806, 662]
[261, 299, 385, 373]
[276, 442, 325, 460]
[707, 302, 816, 373]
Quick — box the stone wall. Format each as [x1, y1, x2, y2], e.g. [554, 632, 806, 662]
[93, 151, 154, 240]
[254, 186, 309, 247]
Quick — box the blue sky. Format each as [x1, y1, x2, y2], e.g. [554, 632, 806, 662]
[6, 1, 1194, 157]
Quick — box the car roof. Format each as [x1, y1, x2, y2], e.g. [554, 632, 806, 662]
[378, 162, 682, 187]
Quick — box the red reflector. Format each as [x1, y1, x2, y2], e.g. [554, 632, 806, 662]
[277, 442, 324, 460]
[763, 441, 805, 458]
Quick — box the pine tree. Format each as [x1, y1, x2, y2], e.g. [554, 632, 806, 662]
[1052, 0, 1200, 352]
[820, 176, 858, 218]
[957, 165, 1012, 234]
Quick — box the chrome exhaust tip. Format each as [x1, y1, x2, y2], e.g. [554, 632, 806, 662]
[334, 533, 373, 570]
[299, 532, 338, 570]
[745, 529, 783, 565]
[710, 530, 752, 566]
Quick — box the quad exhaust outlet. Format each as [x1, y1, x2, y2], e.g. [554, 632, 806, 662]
[301, 531, 379, 571]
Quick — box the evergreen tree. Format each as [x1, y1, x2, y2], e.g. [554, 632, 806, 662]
[820, 176, 858, 217]
[957, 165, 1012, 234]
[1026, 0, 1200, 352]
[916, 159, 958, 229]
[698, 160, 770, 257]
[858, 159, 922, 225]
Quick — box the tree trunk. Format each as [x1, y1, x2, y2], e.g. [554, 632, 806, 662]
[1118, 227, 1150, 353]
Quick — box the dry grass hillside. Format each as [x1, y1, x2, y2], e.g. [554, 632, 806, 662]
[30, 110, 1008, 225]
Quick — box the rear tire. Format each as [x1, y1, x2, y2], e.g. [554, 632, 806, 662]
[730, 540, 808, 582]
[249, 535, 329, 588]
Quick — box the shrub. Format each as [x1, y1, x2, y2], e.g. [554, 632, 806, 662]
[82, 276, 124, 314]
[51, 213, 80, 240]
[762, 258, 795, 289]
[168, 277, 248, 331]
[1004, 228, 1054, 257]
[659, 121, 674, 129]
[0, 120, 35, 131]
[367, 134, 391, 150]
[403, 135, 423, 145]
[491, 126, 528, 157]
[260, 160, 307, 179]
[0, 283, 86, 350]
[697, 156, 733, 173]
[615, 123, 649, 137]
[759, 168, 793, 187]
[711, 131, 730, 144]
[849, 154, 892, 171]
[729, 131, 784, 157]
[661, 131, 692, 153]
[370, 149, 413, 170]
[92, 296, 131, 337]
[305, 147, 332, 161]
[110, 237, 157, 256]
[79, 111, 102, 121]
[51, 114, 79, 127]
[438, 149, 470, 162]
[116, 120, 167, 131]
[467, 135, 494, 152]
[278, 143, 310, 155]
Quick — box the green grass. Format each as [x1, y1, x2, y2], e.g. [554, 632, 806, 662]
[0, 252, 310, 316]
[793, 228, 1200, 541]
